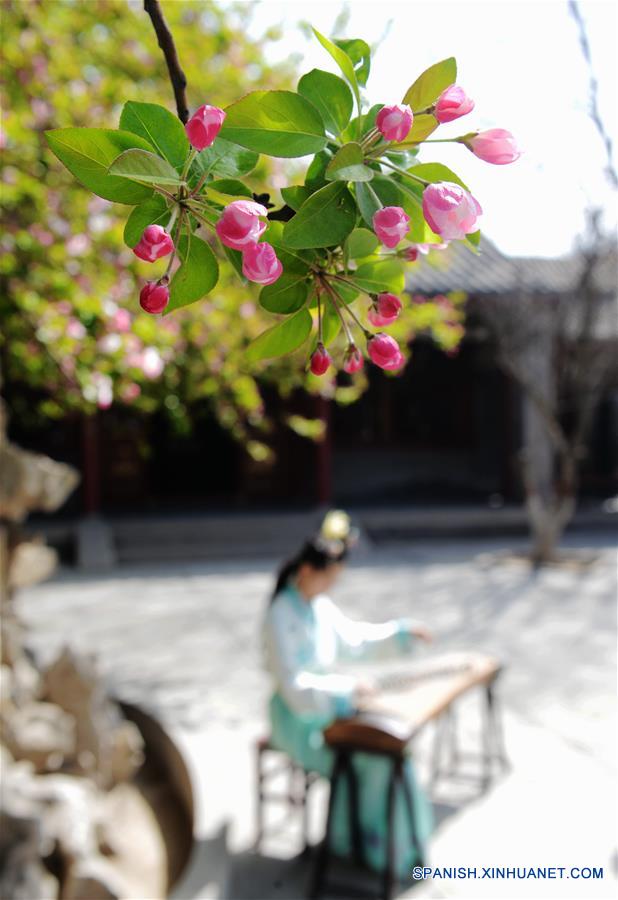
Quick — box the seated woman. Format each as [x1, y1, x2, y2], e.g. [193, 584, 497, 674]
[261, 511, 434, 879]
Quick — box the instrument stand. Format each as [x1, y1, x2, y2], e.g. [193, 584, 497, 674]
[308, 745, 426, 900]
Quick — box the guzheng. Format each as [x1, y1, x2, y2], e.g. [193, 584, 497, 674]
[324, 651, 502, 755]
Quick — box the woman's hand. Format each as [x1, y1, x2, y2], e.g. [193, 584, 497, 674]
[409, 623, 433, 643]
[354, 676, 378, 701]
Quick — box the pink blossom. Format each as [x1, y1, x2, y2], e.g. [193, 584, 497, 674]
[343, 346, 364, 374]
[434, 85, 475, 123]
[185, 104, 226, 150]
[66, 318, 86, 340]
[122, 383, 141, 402]
[465, 129, 521, 165]
[99, 333, 122, 353]
[139, 281, 170, 314]
[91, 373, 113, 409]
[241, 242, 282, 285]
[368, 293, 402, 327]
[133, 225, 174, 262]
[112, 309, 132, 333]
[66, 234, 90, 256]
[373, 206, 410, 249]
[215, 200, 268, 251]
[376, 104, 413, 142]
[422, 182, 482, 241]
[367, 333, 402, 370]
[141, 347, 164, 379]
[310, 344, 331, 376]
[239, 302, 256, 319]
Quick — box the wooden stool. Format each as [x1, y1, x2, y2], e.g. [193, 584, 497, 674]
[254, 736, 320, 854]
[308, 715, 426, 900]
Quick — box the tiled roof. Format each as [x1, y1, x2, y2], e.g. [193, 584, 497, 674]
[406, 236, 617, 297]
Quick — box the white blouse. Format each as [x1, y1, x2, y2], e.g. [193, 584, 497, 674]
[262, 581, 417, 719]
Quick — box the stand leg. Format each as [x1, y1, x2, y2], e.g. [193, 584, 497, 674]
[301, 770, 312, 854]
[429, 713, 448, 788]
[383, 758, 399, 900]
[308, 753, 343, 900]
[254, 744, 265, 850]
[401, 756, 425, 869]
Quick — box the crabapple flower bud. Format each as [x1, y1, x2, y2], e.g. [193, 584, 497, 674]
[422, 182, 482, 241]
[215, 200, 268, 251]
[373, 206, 410, 249]
[133, 225, 174, 262]
[367, 333, 403, 370]
[465, 129, 521, 165]
[185, 104, 226, 151]
[310, 344, 331, 376]
[376, 104, 413, 142]
[368, 293, 402, 327]
[241, 242, 283, 285]
[343, 346, 364, 374]
[139, 281, 170, 314]
[434, 85, 475, 123]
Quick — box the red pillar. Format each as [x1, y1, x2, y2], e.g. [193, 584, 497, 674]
[81, 414, 101, 515]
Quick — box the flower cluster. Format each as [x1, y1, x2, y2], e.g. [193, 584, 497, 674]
[47, 34, 520, 381]
[216, 201, 282, 284]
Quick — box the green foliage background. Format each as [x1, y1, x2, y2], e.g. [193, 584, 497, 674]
[1, 0, 464, 460]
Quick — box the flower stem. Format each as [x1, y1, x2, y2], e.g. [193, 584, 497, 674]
[328, 280, 372, 337]
[319, 278, 355, 344]
[316, 288, 324, 343]
[378, 158, 430, 186]
[181, 147, 197, 182]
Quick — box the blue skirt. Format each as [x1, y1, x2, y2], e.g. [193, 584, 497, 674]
[269, 692, 433, 879]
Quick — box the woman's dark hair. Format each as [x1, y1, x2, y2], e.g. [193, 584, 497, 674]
[270, 535, 349, 604]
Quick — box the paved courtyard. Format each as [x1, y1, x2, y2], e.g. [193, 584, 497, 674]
[17, 532, 617, 900]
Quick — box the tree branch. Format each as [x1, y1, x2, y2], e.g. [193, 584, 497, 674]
[144, 0, 189, 123]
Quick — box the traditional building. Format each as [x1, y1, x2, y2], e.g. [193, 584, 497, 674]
[7, 239, 618, 523]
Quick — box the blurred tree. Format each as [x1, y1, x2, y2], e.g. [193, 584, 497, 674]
[0, 0, 464, 464]
[478, 212, 617, 563]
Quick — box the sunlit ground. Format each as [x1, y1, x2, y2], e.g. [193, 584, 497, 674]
[19, 531, 617, 899]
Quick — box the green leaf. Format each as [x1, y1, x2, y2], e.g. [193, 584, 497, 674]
[167, 232, 219, 312]
[123, 195, 170, 248]
[402, 58, 457, 111]
[206, 181, 254, 205]
[264, 221, 315, 273]
[45, 128, 154, 204]
[282, 182, 357, 249]
[281, 185, 312, 211]
[312, 28, 361, 119]
[368, 175, 441, 243]
[208, 178, 253, 198]
[189, 137, 258, 181]
[321, 300, 342, 345]
[355, 181, 382, 228]
[341, 104, 382, 145]
[259, 274, 309, 314]
[221, 244, 245, 281]
[346, 227, 379, 259]
[405, 161, 468, 189]
[350, 258, 405, 294]
[108, 149, 182, 187]
[326, 142, 374, 182]
[334, 38, 371, 87]
[246, 309, 313, 361]
[392, 114, 439, 147]
[220, 90, 327, 158]
[119, 101, 189, 170]
[305, 149, 333, 191]
[466, 229, 481, 251]
[297, 69, 353, 137]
